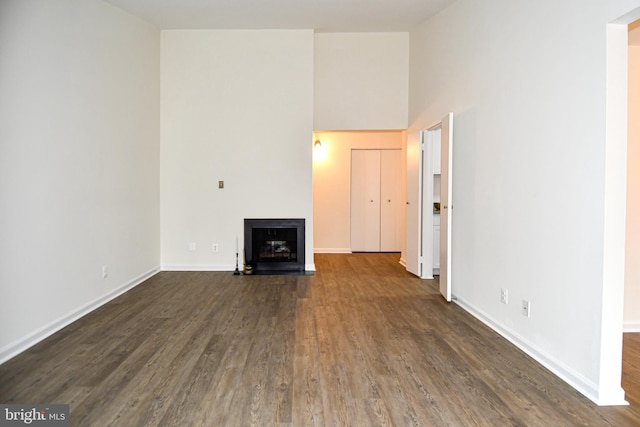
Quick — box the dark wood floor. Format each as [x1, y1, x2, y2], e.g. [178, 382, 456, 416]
[1, 253, 639, 426]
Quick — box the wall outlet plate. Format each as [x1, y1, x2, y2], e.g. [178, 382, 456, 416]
[500, 288, 508, 304]
[522, 300, 531, 317]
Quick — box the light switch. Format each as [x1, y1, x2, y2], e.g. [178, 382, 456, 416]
[218, 180, 224, 189]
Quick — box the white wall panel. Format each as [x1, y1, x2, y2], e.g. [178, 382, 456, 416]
[160, 30, 314, 270]
[408, 0, 626, 405]
[0, 0, 160, 359]
[314, 33, 409, 130]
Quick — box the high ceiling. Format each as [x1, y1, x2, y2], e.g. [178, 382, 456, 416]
[103, 0, 457, 32]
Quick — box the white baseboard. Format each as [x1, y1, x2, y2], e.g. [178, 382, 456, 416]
[399, 257, 407, 268]
[0, 267, 160, 365]
[314, 248, 352, 254]
[161, 264, 235, 271]
[624, 321, 640, 333]
[454, 297, 628, 407]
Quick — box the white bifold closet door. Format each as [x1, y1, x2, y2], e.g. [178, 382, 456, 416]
[380, 150, 402, 251]
[351, 149, 402, 252]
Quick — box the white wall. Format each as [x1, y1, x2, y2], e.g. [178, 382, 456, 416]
[160, 30, 314, 270]
[0, 0, 160, 361]
[625, 44, 640, 330]
[314, 33, 409, 130]
[313, 131, 405, 252]
[408, 0, 626, 405]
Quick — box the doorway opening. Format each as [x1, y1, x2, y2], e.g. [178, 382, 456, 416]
[311, 130, 406, 255]
[622, 16, 640, 407]
[602, 7, 640, 405]
[416, 113, 453, 301]
[624, 19, 640, 333]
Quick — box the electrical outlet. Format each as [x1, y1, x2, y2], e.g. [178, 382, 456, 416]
[102, 265, 108, 279]
[522, 300, 531, 317]
[189, 242, 196, 252]
[212, 243, 219, 252]
[500, 288, 508, 304]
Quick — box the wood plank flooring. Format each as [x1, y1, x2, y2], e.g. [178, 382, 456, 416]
[1, 253, 639, 426]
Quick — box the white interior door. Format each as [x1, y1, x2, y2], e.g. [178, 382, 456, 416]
[439, 112, 453, 301]
[419, 129, 437, 279]
[351, 150, 381, 251]
[404, 132, 423, 276]
[380, 150, 402, 252]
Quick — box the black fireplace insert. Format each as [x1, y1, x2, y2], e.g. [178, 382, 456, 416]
[244, 218, 305, 274]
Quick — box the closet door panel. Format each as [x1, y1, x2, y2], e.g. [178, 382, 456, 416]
[351, 150, 381, 252]
[380, 149, 402, 252]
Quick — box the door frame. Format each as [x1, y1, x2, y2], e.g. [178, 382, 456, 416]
[417, 124, 440, 279]
[439, 112, 453, 302]
[598, 8, 640, 405]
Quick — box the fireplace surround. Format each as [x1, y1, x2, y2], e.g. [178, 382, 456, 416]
[244, 218, 305, 274]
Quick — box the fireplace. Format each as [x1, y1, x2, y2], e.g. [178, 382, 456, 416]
[244, 218, 305, 274]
